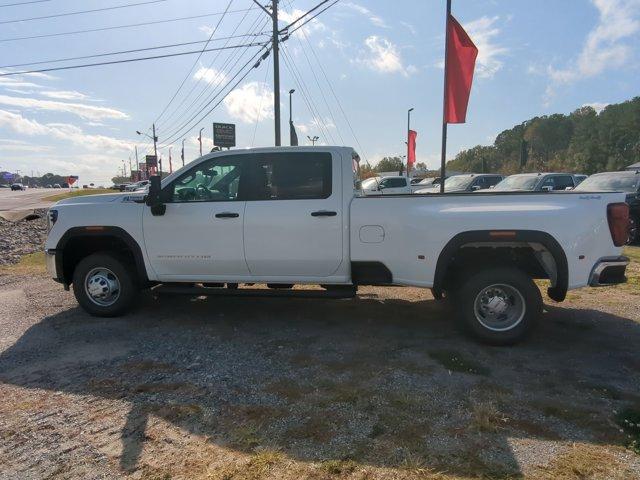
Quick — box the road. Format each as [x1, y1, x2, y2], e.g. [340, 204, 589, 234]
[0, 188, 55, 211]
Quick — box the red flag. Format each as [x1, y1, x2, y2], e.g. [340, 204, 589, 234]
[445, 14, 478, 124]
[407, 130, 417, 170]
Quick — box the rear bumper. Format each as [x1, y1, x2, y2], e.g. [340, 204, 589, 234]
[589, 256, 629, 286]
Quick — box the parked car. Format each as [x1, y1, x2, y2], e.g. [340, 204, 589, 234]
[573, 174, 588, 186]
[410, 177, 443, 191]
[575, 170, 640, 244]
[125, 180, 149, 192]
[360, 176, 413, 195]
[53, 184, 61, 189]
[45, 184, 52, 188]
[493, 173, 579, 192]
[44, 146, 630, 345]
[10, 183, 25, 191]
[415, 174, 504, 193]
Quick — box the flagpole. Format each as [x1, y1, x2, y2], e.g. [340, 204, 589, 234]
[440, 0, 452, 193]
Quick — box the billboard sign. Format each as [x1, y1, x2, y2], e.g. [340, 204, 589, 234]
[213, 122, 236, 148]
[67, 175, 79, 186]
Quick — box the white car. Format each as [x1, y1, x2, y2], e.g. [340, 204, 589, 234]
[125, 180, 149, 192]
[415, 174, 504, 194]
[361, 175, 412, 195]
[44, 146, 630, 345]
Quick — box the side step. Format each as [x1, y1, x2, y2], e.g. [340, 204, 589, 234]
[153, 284, 357, 299]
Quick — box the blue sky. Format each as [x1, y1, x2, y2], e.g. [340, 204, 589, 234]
[0, 0, 638, 184]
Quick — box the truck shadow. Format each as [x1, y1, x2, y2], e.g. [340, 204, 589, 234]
[1, 292, 639, 476]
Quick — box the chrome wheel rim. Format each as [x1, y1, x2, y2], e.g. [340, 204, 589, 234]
[84, 267, 121, 307]
[473, 283, 525, 332]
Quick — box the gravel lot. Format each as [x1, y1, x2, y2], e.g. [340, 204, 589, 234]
[1, 253, 639, 479]
[0, 209, 47, 266]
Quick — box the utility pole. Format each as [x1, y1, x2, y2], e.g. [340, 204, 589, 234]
[135, 145, 139, 180]
[128, 156, 133, 180]
[152, 123, 161, 174]
[198, 128, 204, 157]
[253, 0, 281, 146]
[181, 139, 185, 167]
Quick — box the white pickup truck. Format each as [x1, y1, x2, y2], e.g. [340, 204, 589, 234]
[44, 147, 631, 344]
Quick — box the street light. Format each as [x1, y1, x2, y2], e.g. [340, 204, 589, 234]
[307, 135, 319, 146]
[198, 128, 204, 157]
[181, 139, 186, 167]
[407, 108, 414, 178]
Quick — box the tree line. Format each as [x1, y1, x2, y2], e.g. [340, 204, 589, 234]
[446, 96, 640, 175]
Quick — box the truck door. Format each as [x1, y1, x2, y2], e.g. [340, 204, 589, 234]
[243, 151, 343, 277]
[142, 155, 250, 279]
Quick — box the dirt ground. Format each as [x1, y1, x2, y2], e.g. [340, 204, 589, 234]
[0, 248, 639, 480]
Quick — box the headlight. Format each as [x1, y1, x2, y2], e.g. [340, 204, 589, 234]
[47, 209, 58, 231]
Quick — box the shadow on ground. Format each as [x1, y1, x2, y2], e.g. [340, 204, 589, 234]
[1, 291, 640, 477]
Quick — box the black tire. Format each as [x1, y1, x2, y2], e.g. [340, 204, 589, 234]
[72, 252, 137, 317]
[451, 267, 542, 345]
[629, 215, 639, 245]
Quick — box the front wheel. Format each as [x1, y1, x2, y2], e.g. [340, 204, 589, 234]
[72, 252, 138, 317]
[452, 267, 542, 345]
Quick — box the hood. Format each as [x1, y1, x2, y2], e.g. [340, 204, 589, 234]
[55, 192, 144, 206]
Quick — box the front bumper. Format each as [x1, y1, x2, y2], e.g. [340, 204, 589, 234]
[589, 256, 630, 286]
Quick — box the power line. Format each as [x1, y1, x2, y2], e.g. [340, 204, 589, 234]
[286, 0, 340, 36]
[0, 0, 50, 7]
[0, 9, 258, 43]
[160, 46, 269, 146]
[151, 0, 234, 126]
[0, 42, 267, 77]
[156, 14, 268, 135]
[0, 0, 169, 25]
[277, 0, 331, 33]
[0, 34, 269, 69]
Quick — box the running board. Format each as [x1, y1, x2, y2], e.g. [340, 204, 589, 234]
[153, 284, 357, 299]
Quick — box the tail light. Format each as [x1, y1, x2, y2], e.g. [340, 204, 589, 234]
[607, 203, 630, 247]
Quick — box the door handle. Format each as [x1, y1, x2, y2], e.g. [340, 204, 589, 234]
[215, 212, 239, 218]
[311, 210, 337, 217]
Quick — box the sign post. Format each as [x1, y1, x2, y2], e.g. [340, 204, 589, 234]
[213, 122, 236, 149]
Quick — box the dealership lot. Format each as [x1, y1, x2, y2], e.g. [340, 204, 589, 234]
[0, 250, 639, 479]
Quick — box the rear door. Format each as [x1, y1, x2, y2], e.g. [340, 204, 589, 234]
[243, 151, 343, 278]
[379, 177, 409, 194]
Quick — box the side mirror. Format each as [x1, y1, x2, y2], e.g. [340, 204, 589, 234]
[541, 185, 553, 192]
[145, 175, 166, 216]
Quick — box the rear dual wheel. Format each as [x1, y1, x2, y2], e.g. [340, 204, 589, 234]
[451, 267, 542, 345]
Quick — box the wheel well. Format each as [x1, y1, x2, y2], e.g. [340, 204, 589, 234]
[433, 231, 568, 302]
[57, 228, 149, 286]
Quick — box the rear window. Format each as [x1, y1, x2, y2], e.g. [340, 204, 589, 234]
[575, 174, 640, 193]
[250, 152, 332, 200]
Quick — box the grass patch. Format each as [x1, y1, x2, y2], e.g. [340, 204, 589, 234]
[229, 424, 264, 451]
[470, 402, 508, 433]
[429, 350, 490, 376]
[0, 251, 46, 275]
[318, 459, 358, 476]
[624, 246, 640, 264]
[45, 188, 116, 202]
[616, 407, 640, 454]
[540, 443, 634, 479]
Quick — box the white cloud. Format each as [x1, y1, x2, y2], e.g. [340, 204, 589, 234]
[40, 90, 89, 101]
[0, 109, 132, 151]
[360, 36, 405, 75]
[462, 16, 508, 78]
[341, 2, 388, 28]
[548, 0, 640, 85]
[199, 25, 214, 37]
[223, 81, 273, 124]
[0, 94, 127, 121]
[280, 8, 325, 36]
[193, 66, 227, 85]
[582, 102, 610, 113]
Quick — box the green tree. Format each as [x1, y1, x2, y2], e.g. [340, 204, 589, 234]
[375, 156, 404, 173]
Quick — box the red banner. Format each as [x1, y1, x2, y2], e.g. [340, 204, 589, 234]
[445, 14, 478, 124]
[407, 130, 417, 171]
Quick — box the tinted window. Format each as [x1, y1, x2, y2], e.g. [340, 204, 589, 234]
[166, 156, 245, 203]
[381, 177, 407, 188]
[553, 175, 574, 190]
[486, 176, 503, 187]
[249, 153, 332, 201]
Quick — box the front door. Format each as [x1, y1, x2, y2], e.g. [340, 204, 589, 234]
[379, 176, 409, 194]
[243, 151, 343, 278]
[142, 155, 249, 280]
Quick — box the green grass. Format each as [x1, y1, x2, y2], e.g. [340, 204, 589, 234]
[44, 188, 117, 202]
[624, 246, 640, 264]
[616, 407, 640, 455]
[0, 251, 46, 275]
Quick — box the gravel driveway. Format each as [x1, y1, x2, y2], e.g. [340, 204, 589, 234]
[1, 267, 639, 479]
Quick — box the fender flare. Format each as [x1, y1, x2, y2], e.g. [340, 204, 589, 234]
[433, 230, 568, 302]
[54, 226, 149, 285]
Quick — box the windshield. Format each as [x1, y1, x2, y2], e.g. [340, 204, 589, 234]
[493, 175, 539, 191]
[444, 176, 474, 190]
[575, 174, 640, 192]
[361, 177, 380, 189]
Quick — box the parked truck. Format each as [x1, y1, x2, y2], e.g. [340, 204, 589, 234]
[44, 147, 630, 344]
